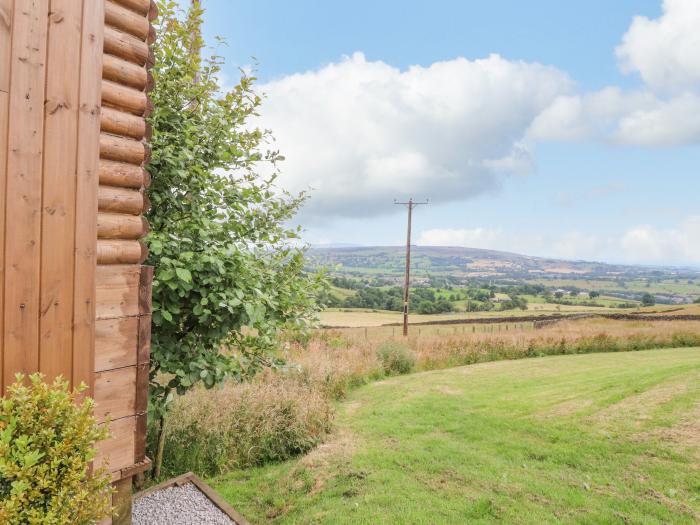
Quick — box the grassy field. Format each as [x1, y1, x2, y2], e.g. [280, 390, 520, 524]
[320, 303, 700, 329]
[212, 348, 700, 524]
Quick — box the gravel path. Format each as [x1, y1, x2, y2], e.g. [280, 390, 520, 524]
[133, 482, 236, 525]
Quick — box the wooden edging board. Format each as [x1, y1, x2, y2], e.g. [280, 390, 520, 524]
[133, 472, 250, 525]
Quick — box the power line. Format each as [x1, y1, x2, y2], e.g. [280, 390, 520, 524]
[394, 198, 429, 336]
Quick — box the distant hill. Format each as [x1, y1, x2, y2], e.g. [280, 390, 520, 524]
[307, 245, 700, 283]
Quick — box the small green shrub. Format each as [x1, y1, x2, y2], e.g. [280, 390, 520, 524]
[0, 374, 112, 525]
[158, 377, 333, 478]
[377, 342, 416, 375]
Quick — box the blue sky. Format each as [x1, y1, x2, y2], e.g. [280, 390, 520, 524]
[194, 0, 700, 265]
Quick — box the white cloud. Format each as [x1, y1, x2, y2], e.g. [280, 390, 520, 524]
[418, 228, 504, 251]
[253, 0, 700, 221]
[259, 53, 571, 219]
[620, 216, 700, 263]
[616, 0, 700, 93]
[418, 216, 700, 265]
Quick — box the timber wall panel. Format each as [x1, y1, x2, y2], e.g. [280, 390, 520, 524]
[0, 0, 11, 92]
[1, 0, 155, 506]
[73, 0, 105, 393]
[95, 317, 139, 372]
[2, 0, 50, 387]
[38, 0, 84, 383]
[0, 91, 7, 391]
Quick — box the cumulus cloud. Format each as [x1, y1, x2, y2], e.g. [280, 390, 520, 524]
[531, 0, 700, 146]
[259, 53, 571, 220]
[419, 216, 700, 265]
[616, 0, 700, 93]
[620, 216, 700, 263]
[252, 0, 700, 220]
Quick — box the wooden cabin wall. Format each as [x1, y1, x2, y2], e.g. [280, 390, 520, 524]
[1, 1, 156, 523]
[0, 0, 103, 395]
[94, 1, 156, 522]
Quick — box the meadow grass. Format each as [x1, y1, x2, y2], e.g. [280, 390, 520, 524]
[212, 348, 700, 524]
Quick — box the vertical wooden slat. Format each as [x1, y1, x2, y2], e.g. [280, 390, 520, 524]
[0, 90, 7, 393]
[0, 0, 10, 391]
[72, 0, 104, 394]
[39, 0, 84, 383]
[2, 0, 50, 387]
[0, 0, 12, 93]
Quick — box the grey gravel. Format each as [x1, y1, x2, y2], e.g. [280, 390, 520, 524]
[132, 482, 236, 525]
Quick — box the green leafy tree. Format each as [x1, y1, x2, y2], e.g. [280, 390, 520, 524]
[589, 291, 600, 299]
[147, 1, 324, 473]
[641, 293, 656, 307]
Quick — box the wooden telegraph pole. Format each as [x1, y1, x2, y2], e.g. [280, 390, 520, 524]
[394, 198, 429, 336]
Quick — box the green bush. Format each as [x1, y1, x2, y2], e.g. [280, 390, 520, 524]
[377, 341, 416, 375]
[157, 377, 333, 479]
[0, 374, 112, 525]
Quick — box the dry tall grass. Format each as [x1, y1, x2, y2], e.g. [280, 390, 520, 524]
[160, 318, 700, 479]
[289, 319, 700, 398]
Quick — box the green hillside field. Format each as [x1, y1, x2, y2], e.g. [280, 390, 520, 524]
[213, 348, 700, 524]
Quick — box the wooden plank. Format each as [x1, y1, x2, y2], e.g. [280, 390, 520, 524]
[97, 212, 149, 240]
[38, 0, 84, 384]
[111, 0, 150, 16]
[98, 185, 145, 215]
[139, 266, 154, 315]
[103, 53, 148, 90]
[95, 317, 138, 372]
[3, 0, 50, 386]
[101, 106, 147, 140]
[100, 132, 147, 165]
[73, 0, 104, 394]
[97, 239, 148, 265]
[0, 83, 7, 389]
[0, 91, 7, 392]
[96, 416, 136, 473]
[105, 0, 150, 40]
[96, 265, 141, 320]
[0, 0, 11, 92]
[102, 79, 148, 115]
[104, 26, 150, 66]
[94, 366, 137, 421]
[99, 159, 150, 189]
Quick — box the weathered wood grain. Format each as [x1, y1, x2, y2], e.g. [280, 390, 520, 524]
[99, 185, 145, 215]
[105, 0, 150, 40]
[112, 0, 150, 16]
[39, 0, 84, 384]
[101, 106, 147, 140]
[99, 159, 150, 189]
[97, 240, 148, 265]
[96, 416, 137, 473]
[0, 0, 11, 93]
[102, 78, 148, 115]
[96, 265, 141, 320]
[98, 212, 149, 240]
[95, 317, 139, 372]
[73, 0, 104, 394]
[0, 90, 6, 392]
[103, 53, 148, 90]
[100, 133, 147, 164]
[95, 366, 137, 421]
[3, 0, 50, 386]
[104, 26, 150, 66]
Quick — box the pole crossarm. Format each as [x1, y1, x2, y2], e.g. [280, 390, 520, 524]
[394, 198, 429, 336]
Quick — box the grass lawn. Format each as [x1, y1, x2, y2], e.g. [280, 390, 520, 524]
[212, 348, 700, 524]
